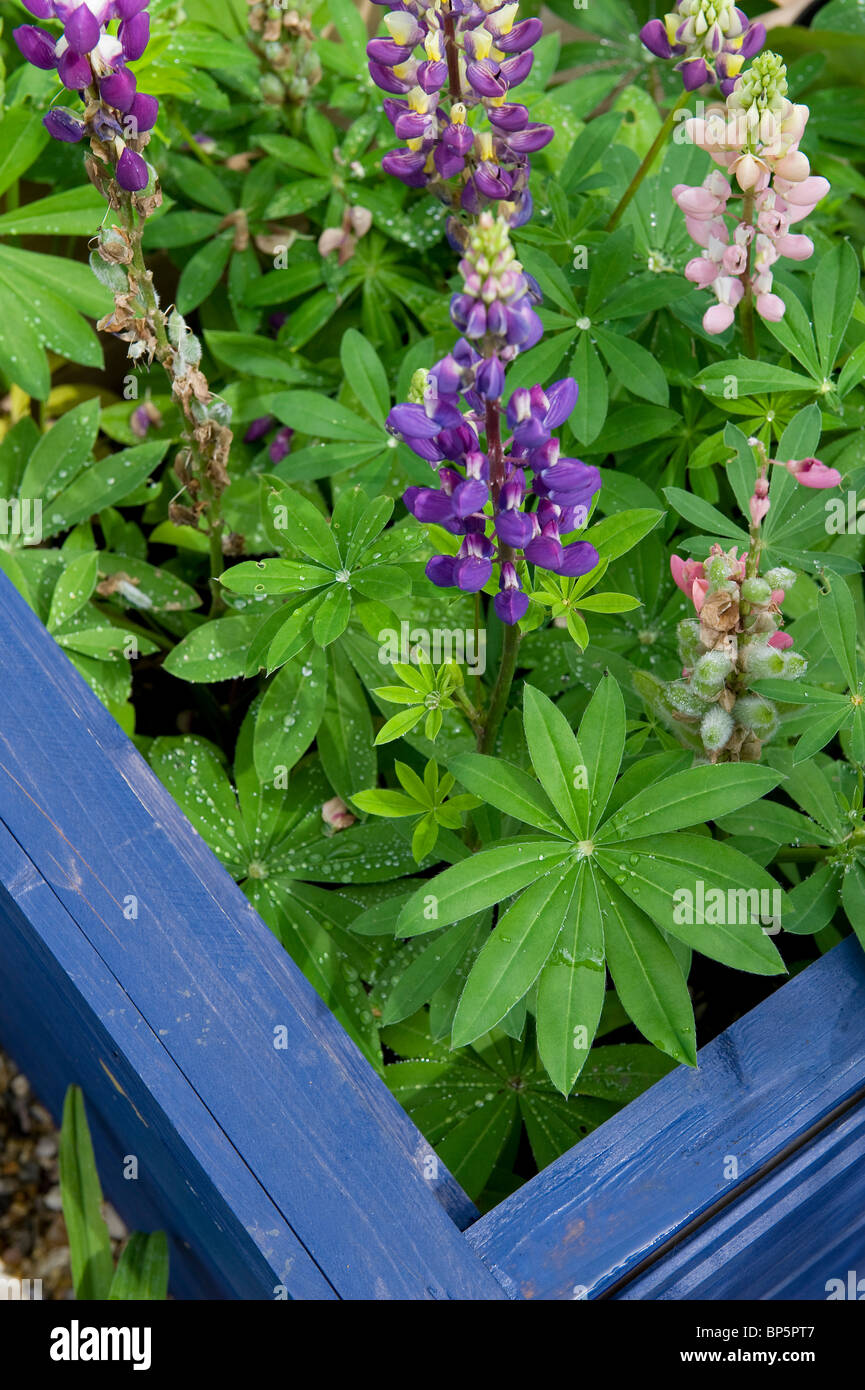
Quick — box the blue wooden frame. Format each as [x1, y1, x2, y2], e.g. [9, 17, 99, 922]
[1, 570, 864, 1300]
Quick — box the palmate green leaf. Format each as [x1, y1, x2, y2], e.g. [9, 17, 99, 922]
[59, 1087, 115, 1301]
[595, 835, 787, 975]
[818, 578, 860, 690]
[716, 799, 836, 847]
[452, 860, 580, 1046]
[47, 552, 99, 632]
[274, 390, 383, 445]
[175, 232, 234, 314]
[266, 483, 342, 568]
[149, 736, 246, 871]
[593, 326, 669, 406]
[586, 508, 664, 563]
[601, 763, 782, 840]
[163, 614, 262, 682]
[813, 239, 860, 374]
[695, 358, 818, 396]
[381, 914, 487, 1025]
[522, 684, 588, 836]
[395, 841, 572, 937]
[574, 1045, 677, 1104]
[319, 645, 376, 805]
[536, 864, 606, 1094]
[436, 1091, 518, 1199]
[312, 584, 352, 644]
[0, 261, 103, 372]
[448, 752, 566, 835]
[47, 443, 168, 534]
[0, 186, 105, 238]
[519, 1088, 616, 1173]
[253, 647, 328, 783]
[270, 819, 424, 883]
[108, 1232, 169, 1301]
[785, 863, 842, 936]
[663, 485, 749, 542]
[264, 178, 332, 220]
[794, 704, 853, 762]
[602, 879, 697, 1066]
[841, 861, 865, 952]
[577, 672, 626, 833]
[569, 331, 608, 444]
[0, 109, 47, 198]
[0, 282, 49, 397]
[340, 329, 390, 427]
[22, 399, 119, 506]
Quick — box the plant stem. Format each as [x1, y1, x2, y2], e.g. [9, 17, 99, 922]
[443, 5, 462, 101]
[605, 87, 691, 233]
[476, 398, 521, 752]
[480, 621, 520, 753]
[740, 189, 757, 357]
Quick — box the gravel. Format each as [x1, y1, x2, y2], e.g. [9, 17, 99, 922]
[0, 1051, 126, 1301]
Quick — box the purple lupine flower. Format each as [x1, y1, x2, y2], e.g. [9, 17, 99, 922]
[640, 1, 765, 94]
[269, 427, 294, 464]
[14, 1, 159, 190]
[244, 416, 275, 444]
[368, 1, 552, 223]
[495, 561, 529, 624]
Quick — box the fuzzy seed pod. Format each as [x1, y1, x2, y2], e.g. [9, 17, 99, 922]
[667, 680, 708, 717]
[741, 577, 772, 605]
[734, 695, 779, 741]
[677, 618, 704, 667]
[691, 649, 734, 700]
[701, 704, 735, 753]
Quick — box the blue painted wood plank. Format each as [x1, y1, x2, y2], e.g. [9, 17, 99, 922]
[0, 822, 335, 1300]
[466, 935, 865, 1300]
[0, 575, 504, 1300]
[616, 1098, 865, 1300]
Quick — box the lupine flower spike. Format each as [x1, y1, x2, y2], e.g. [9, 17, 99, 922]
[641, 0, 766, 93]
[368, 0, 553, 231]
[675, 51, 830, 333]
[389, 215, 600, 623]
[14, 0, 158, 191]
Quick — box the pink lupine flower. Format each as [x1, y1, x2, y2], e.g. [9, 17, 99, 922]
[783, 457, 843, 489]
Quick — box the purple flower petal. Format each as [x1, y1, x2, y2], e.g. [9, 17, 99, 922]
[387, 403, 442, 439]
[57, 48, 92, 88]
[128, 91, 159, 133]
[116, 146, 149, 191]
[119, 12, 150, 62]
[22, 0, 54, 17]
[494, 18, 543, 53]
[466, 59, 506, 99]
[524, 535, 562, 570]
[495, 588, 529, 624]
[640, 19, 673, 60]
[495, 509, 534, 547]
[101, 68, 137, 113]
[544, 378, 579, 428]
[555, 542, 600, 577]
[367, 60, 413, 95]
[43, 107, 87, 142]
[499, 51, 534, 88]
[244, 416, 275, 443]
[65, 5, 101, 55]
[13, 25, 57, 70]
[426, 555, 457, 588]
[454, 554, 493, 592]
[367, 38, 414, 67]
[486, 103, 529, 132]
[506, 124, 555, 154]
[416, 59, 447, 93]
[475, 357, 505, 399]
[116, 0, 150, 16]
[269, 426, 294, 464]
[680, 57, 710, 91]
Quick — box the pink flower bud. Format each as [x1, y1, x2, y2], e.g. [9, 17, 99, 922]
[773, 150, 810, 182]
[756, 292, 786, 322]
[322, 797, 356, 830]
[768, 631, 794, 650]
[703, 302, 735, 334]
[750, 493, 770, 526]
[775, 233, 813, 261]
[685, 256, 719, 288]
